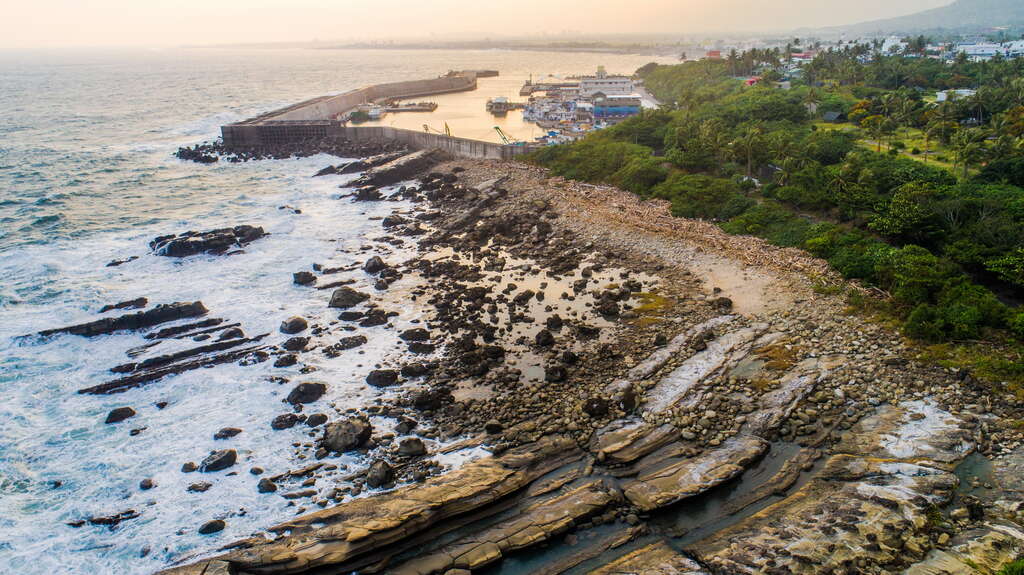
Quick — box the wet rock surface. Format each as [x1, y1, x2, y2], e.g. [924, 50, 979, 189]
[150, 225, 266, 257]
[103, 157, 1024, 575]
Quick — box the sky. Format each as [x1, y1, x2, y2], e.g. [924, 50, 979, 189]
[0, 0, 954, 49]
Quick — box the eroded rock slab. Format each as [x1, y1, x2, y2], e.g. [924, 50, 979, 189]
[623, 436, 768, 511]
[157, 435, 582, 575]
[587, 540, 709, 575]
[689, 455, 959, 574]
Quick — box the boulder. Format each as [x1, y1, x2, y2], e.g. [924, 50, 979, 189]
[151, 225, 265, 258]
[257, 478, 278, 493]
[322, 418, 372, 453]
[366, 370, 399, 388]
[366, 460, 393, 488]
[293, 271, 316, 286]
[199, 449, 237, 472]
[105, 406, 136, 424]
[398, 437, 427, 457]
[198, 519, 225, 535]
[363, 256, 388, 274]
[306, 413, 328, 427]
[271, 414, 298, 430]
[213, 427, 242, 440]
[279, 316, 308, 334]
[399, 328, 430, 342]
[282, 336, 309, 352]
[287, 382, 327, 404]
[329, 287, 370, 309]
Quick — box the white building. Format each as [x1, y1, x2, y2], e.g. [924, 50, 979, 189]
[936, 89, 977, 102]
[957, 42, 1005, 61]
[578, 66, 633, 97]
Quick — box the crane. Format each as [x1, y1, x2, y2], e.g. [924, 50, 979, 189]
[422, 123, 452, 136]
[494, 126, 514, 145]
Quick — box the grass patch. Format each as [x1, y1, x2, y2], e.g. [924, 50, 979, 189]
[999, 558, 1024, 575]
[755, 343, 799, 372]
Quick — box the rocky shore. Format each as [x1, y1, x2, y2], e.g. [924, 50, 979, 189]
[51, 147, 1024, 574]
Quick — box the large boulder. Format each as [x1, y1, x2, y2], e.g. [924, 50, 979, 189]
[322, 418, 372, 453]
[199, 449, 237, 472]
[280, 316, 308, 334]
[366, 370, 399, 388]
[286, 382, 326, 404]
[105, 406, 136, 424]
[150, 225, 265, 258]
[329, 287, 370, 309]
[40, 301, 208, 338]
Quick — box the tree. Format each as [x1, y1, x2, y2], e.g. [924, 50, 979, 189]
[950, 128, 988, 179]
[861, 115, 895, 152]
[732, 126, 764, 178]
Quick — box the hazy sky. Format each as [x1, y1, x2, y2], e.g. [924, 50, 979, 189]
[0, 0, 953, 49]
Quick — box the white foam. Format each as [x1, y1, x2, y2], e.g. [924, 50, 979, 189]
[0, 156, 436, 574]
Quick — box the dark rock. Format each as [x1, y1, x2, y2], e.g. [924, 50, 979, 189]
[273, 354, 298, 368]
[105, 406, 136, 424]
[280, 316, 308, 335]
[399, 328, 430, 342]
[329, 287, 370, 309]
[400, 363, 429, 378]
[545, 366, 567, 382]
[712, 297, 733, 311]
[271, 413, 298, 430]
[485, 420, 504, 434]
[535, 329, 555, 347]
[287, 382, 326, 404]
[412, 387, 453, 410]
[382, 215, 406, 228]
[199, 449, 237, 472]
[322, 418, 372, 453]
[363, 256, 387, 274]
[214, 427, 242, 440]
[99, 298, 148, 313]
[353, 186, 383, 201]
[395, 417, 418, 434]
[139, 478, 155, 490]
[407, 342, 436, 354]
[546, 315, 564, 330]
[257, 477, 278, 493]
[305, 413, 328, 427]
[366, 369, 399, 388]
[358, 309, 389, 327]
[40, 301, 208, 338]
[282, 336, 309, 352]
[218, 327, 244, 341]
[398, 437, 427, 457]
[198, 519, 225, 535]
[182, 462, 198, 473]
[188, 481, 212, 493]
[582, 397, 610, 417]
[366, 460, 393, 488]
[151, 225, 265, 258]
[293, 271, 316, 286]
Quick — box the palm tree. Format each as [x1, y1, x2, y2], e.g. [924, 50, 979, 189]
[733, 126, 764, 178]
[950, 128, 987, 179]
[922, 121, 941, 163]
[803, 88, 822, 118]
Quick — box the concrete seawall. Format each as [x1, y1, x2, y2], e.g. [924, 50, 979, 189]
[221, 71, 538, 159]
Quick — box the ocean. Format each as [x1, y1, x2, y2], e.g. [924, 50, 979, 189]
[0, 47, 670, 574]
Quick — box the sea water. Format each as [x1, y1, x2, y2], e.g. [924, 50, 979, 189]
[0, 47, 670, 574]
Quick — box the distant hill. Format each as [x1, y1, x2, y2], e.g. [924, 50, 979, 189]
[837, 0, 1024, 34]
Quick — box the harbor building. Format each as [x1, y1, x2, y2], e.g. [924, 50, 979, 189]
[578, 66, 634, 96]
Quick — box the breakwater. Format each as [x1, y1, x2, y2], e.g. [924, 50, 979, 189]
[221, 71, 535, 158]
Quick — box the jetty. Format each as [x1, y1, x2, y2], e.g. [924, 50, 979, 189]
[221, 71, 537, 160]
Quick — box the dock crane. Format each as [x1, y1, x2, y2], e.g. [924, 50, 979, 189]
[493, 126, 514, 145]
[422, 123, 452, 136]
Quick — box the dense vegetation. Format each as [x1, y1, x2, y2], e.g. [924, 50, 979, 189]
[529, 49, 1024, 382]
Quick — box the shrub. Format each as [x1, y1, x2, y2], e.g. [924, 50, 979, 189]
[651, 174, 755, 220]
[1011, 312, 1024, 340]
[911, 147, 921, 155]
